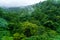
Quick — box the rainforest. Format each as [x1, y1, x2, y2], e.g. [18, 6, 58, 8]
[0, 0, 60, 40]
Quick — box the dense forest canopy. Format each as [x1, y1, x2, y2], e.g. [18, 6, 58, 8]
[0, 0, 60, 40]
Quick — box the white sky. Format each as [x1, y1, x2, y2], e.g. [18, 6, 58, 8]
[0, 0, 45, 7]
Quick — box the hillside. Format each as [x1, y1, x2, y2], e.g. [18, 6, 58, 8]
[0, 1, 60, 40]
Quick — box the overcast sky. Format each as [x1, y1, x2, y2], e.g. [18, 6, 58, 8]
[0, 0, 45, 7]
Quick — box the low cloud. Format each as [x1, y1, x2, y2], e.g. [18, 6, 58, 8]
[0, 0, 45, 7]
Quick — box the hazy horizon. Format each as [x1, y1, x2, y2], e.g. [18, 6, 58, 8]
[0, 0, 45, 7]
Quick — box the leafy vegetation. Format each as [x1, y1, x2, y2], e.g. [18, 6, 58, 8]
[0, 0, 60, 40]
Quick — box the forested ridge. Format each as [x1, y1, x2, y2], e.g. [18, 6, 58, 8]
[0, 0, 60, 40]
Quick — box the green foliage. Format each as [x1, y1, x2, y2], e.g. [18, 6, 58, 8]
[13, 33, 21, 40]
[0, 0, 60, 40]
[0, 30, 10, 40]
[0, 18, 8, 27]
[21, 21, 38, 37]
[13, 33, 25, 40]
[1, 36, 13, 40]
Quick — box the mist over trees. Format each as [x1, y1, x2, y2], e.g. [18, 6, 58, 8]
[0, 0, 60, 40]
